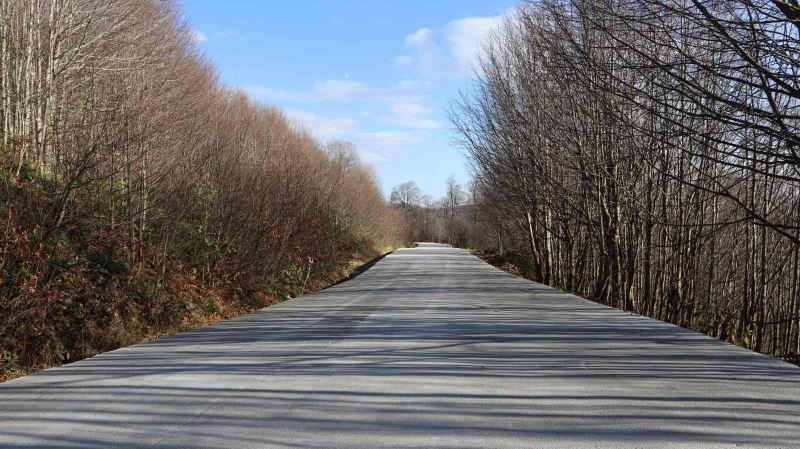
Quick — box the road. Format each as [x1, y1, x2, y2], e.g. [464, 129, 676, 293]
[1, 243, 799, 448]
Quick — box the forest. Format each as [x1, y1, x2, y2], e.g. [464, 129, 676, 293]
[0, 0, 407, 380]
[448, 0, 800, 361]
[3, 0, 799, 381]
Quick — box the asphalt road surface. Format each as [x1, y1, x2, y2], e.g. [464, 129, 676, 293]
[2, 243, 800, 448]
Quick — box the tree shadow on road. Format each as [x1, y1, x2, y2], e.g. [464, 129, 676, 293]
[2, 247, 799, 448]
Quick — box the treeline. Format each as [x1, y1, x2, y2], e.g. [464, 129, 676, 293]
[0, 0, 406, 379]
[390, 177, 481, 246]
[453, 0, 800, 359]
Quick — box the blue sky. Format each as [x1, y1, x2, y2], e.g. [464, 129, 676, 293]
[183, 1, 516, 198]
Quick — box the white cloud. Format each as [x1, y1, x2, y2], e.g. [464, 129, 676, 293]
[444, 16, 504, 75]
[394, 55, 412, 66]
[270, 108, 427, 164]
[352, 132, 420, 163]
[355, 131, 420, 147]
[211, 29, 243, 41]
[280, 110, 420, 163]
[353, 131, 422, 163]
[242, 85, 275, 99]
[406, 27, 433, 46]
[315, 80, 370, 101]
[191, 30, 207, 44]
[384, 102, 440, 129]
[244, 79, 439, 131]
[241, 77, 440, 165]
[190, 28, 243, 44]
[283, 109, 357, 141]
[397, 12, 508, 77]
[244, 80, 369, 103]
[245, 80, 428, 104]
[404, 27, 446, 74]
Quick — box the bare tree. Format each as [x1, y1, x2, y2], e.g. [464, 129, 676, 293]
[0, 0, 410, 379]
[452, 0, 800, 360]
[390, 181, 422, 209]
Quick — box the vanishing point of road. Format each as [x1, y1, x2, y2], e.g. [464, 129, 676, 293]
[1, 244, 799, 448]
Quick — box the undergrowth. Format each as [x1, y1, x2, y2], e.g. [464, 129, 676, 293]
[0, 166, 385, 382]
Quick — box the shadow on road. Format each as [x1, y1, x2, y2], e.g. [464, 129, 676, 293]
[1, 246, 799, 448]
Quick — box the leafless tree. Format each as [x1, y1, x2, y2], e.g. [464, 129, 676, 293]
[0, 0, 410, 378]
[452, 0, 800, 359]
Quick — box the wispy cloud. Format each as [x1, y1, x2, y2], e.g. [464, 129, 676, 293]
[211, 29, 243, 41]
[190, 28, 244, 44]
[244, 80, 428, 104]
[245, 80, 370, 103]
[398, 12, 509, 77]
[355, 131, 421, 148]
[190, 29, 207, 44]
[283, 109, 358, 141]
[381, 102, 440, 129]
[238, 18, 494, 166]
[244, 79, 440, 131]
[280, 109, 422, 164]
[352, 132, 421, 163]
[394, 55, 413, 66]
[404, 27, 447, 74]
[444, 16, 504, 74]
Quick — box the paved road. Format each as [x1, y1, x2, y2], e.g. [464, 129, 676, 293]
[2, 244, 800, 448]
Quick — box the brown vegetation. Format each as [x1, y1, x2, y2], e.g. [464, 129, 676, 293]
[0, 0, 407, 381]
